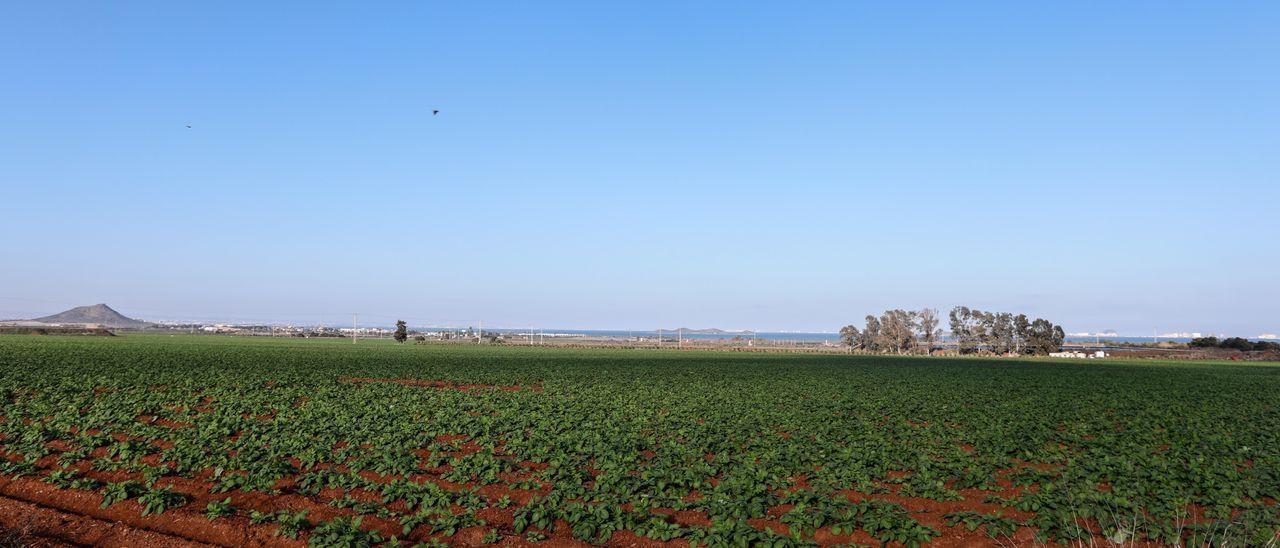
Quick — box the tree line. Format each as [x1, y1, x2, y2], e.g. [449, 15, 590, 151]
[839, 306, 1064, 356]
[1189, 336, 1280, 352]
[838, 308, 941, 354]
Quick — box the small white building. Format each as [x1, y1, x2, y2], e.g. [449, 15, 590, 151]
[1049, 350, 1108, 359]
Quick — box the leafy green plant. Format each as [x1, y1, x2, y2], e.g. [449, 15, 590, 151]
[272, 510, 311, 539]
[205, 497, 236, 519]
[138, 485, 189, 515]
[0, 458, 37, 478]
[309, 516, 384, 547]
[944, 510, 1020, 538]
[100, 480, 147, 508]
[45, 468, 100, 490]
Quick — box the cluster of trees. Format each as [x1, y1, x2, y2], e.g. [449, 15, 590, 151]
[839, 308, 942, 354]
[949, 306, 1064, 355]
[839, 306, 1065, 356]
[1189, 336, 1280, 352]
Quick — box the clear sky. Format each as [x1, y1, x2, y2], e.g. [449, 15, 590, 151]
[2, 2, 1277, 334]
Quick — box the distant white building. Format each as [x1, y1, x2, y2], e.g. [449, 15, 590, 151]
[1049, 350, 1108, 359]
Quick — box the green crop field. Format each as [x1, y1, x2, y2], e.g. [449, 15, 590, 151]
[0, 335, 1277, 547]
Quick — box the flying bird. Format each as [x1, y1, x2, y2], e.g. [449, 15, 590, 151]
[185, 124, 192, 128]
[432, 110, 439, 116]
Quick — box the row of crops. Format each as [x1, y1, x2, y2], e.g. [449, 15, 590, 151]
[0, 334, 1277, 546]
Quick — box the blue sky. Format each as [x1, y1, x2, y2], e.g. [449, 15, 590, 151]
[2, 2, 1277, 334]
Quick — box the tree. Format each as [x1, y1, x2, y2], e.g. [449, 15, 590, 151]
[1013, 314, 1031, 354]
[991, 312, 1015, 354]
[1220, 337, 1254, 351]
[839, 325, 861, 351]
[393, 320, 408, 343]
[1023, 318, 1065, 355]
[949, 306, 979, 354]
[917, 308, 941, 353]
[1189, 336, 1220, 348]
[860, 315, 881, 351]
[973, 310, 996, 353]
[877, 309, 918, 354]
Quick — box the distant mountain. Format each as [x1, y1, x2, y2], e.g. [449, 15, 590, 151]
[31, 304, 151, 328]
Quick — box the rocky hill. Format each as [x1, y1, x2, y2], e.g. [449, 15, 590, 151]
[31, 304, 151, 328]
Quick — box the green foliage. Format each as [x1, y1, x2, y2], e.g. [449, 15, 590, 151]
[944, 510, 1020, 538]
[138, 485, 189, 515]
[1192, 336, 1280, 352]
[309, 516, 384, 547]
[100, 480, 147, 508]
[45, 468, 100, 490]
[830, 500, 939, 547]
[249, 509, 311, 537]
[0, 458, 37, 478]
[272, 510, 312, 539]
[205, 497, 236, 519]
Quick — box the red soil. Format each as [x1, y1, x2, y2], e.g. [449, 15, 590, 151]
[0, 474, 287, 547]
[0, 493, 198, 547]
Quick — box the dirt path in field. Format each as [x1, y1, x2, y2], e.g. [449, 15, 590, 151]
[0, 473, 295, 547]
[0, 490, 209, 547]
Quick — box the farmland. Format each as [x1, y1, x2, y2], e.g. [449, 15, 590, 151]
[0, 335, 1277, 547]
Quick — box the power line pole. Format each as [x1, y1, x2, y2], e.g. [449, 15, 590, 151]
[352, 313, 357, 344]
